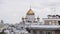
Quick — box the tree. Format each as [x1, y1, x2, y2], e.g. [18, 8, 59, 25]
[26, 28, 30, 33]
[0, 29, 6, 34]
[0, 32, 6, 34]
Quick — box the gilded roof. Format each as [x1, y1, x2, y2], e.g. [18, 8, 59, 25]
[27, 9, 34, 15]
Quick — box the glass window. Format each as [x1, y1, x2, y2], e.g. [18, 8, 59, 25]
[40, 31, 43, 34]
[33, 30, 37, 34]
[28, 21, 32, 23]
[58, 21, 60, 25]
[46, 32, 52, 34]
[49, 22, 52, 25]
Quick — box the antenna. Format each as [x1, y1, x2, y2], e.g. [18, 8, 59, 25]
[53, 7, 56, 15]
[50, 7, 56, 15]
[52, 7, 56, 12]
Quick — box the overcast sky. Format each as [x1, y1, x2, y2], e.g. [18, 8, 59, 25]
[0, 0, 60, 24]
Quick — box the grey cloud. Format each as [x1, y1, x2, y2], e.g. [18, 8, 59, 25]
[0, 0, 60, 24]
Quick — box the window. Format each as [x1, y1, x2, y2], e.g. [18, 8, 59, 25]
[40, 31, 43, 34]
[33, 30, 37, 34]
[46, 32, 52, 34]
[49, 22, 51, 25]
[58, 21, 60, 25]
[28, 21, 32, 23]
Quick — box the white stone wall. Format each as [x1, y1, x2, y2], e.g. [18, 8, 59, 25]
[26, 15, 35, 22]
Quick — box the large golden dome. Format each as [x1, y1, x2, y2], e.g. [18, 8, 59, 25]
[27, 9, 34, 15]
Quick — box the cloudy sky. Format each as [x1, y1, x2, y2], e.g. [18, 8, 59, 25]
[0, 0, 60, 24]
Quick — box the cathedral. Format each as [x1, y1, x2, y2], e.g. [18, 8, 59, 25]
[20, 8, 60, 34]
[0, 8, 60, 34]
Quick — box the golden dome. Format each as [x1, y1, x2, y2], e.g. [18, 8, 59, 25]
[37, 16, 40, 19]
[22, 16, 25, 19]
[27, 9, 34, 15]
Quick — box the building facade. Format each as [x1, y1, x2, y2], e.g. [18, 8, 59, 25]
[20, 8, 60, 34]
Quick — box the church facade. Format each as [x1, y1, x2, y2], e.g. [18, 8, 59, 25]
[21, 8, 60, 34]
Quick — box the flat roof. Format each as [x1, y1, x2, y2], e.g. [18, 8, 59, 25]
[26, 25, 60, 30]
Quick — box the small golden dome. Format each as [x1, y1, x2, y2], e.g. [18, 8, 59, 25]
[27, 9, 34, 15]
[22, 16, 25, 19]
[37, 16, 40, 19]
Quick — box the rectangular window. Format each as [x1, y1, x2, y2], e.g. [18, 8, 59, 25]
[33, 30, 37, 34]
[58, 21, 60, 25]
[46, 32, 52, 34]
[28, 21, 32, 23]
[40, 31, 43, 34]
